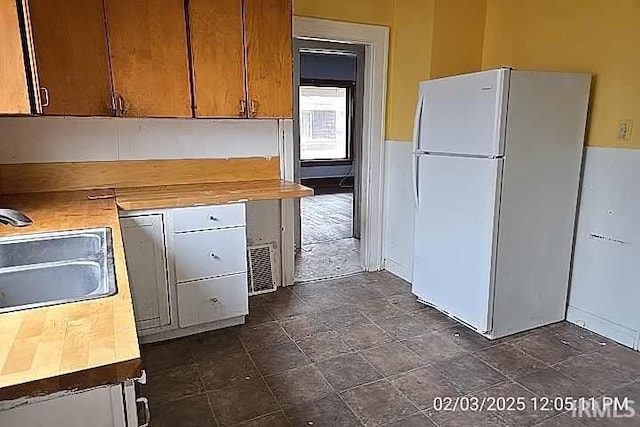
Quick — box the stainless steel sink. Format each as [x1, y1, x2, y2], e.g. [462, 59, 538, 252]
[0, 228, 117, 313]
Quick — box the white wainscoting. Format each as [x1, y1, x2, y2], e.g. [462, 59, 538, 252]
[382, 140, 414, 282]
[568, 147, 640, 350]
[0, 116, 279, 163]
[383, 143, 640, 350]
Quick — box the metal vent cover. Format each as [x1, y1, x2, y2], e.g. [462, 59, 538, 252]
[247, 244, 277, 295]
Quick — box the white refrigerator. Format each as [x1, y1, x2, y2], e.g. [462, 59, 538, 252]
[411, 68, 591, 339]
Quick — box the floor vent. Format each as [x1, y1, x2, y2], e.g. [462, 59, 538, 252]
[247, 244, 277, 295]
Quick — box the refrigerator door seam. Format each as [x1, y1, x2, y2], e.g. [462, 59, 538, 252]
[417, 151, 505, 160]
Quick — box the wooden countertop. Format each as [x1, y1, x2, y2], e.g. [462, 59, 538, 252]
[0, 179, 311, 400]
[115, 179, 313, 211]
[0, 190, 140, 401]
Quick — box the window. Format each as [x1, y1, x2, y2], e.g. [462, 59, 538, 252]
[299, 86, 349, 160]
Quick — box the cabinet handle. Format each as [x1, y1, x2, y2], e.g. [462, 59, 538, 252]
[239, 99, 247, 117]
[110, 94, 118, 116]
[208, 215, 218, 221]
[249, 99, 258, 117]
[136, 397, 150, 427]
[135, 369, 147, 385]
[40, 87, 50, 107]
[210, 253, 218, 259]
[117, 95, 127, 117]
[209, 297, 219, 303]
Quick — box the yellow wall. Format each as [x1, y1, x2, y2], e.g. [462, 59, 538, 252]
[386, 0, 487, 141]
[293, 0, 393, 26]
[295, 0, 640, 148]
[430, 0, 487, 79]
[294, 0, 435, 142]
[386, 0, 435, 141]
[483, 0, 640, 148]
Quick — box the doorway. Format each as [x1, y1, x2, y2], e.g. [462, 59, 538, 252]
[293, 40, 365, 282]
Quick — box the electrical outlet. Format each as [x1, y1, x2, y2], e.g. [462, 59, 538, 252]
[617, 120, 633, 141]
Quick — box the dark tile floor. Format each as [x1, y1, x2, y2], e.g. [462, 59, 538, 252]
[140, 271, 640, 427]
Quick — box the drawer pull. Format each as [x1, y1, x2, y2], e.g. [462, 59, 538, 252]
[209, 215, 218, 221]
[137, 397, 150, 427]
[209, 297, 219, 303]
[210, 253, 218, 259]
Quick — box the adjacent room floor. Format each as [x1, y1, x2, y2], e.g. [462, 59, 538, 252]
[140, 271, 640, 427]
[295, 193, 361, 282]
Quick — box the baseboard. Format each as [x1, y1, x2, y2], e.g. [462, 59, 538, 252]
[566, 305, 638, 350]
[384, 257, 412, 283]
[139, 316, 246, 344]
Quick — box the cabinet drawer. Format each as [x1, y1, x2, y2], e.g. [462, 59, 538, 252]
[172, 204, 245, 232]
[177, 273, 248, 327]
[174, 227, 246, 282]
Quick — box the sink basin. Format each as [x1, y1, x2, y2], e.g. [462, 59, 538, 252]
[0, 233, 101, 268]
[0, 228, 116, 313]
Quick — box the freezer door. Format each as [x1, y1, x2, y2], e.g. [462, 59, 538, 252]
[417, 69, 509, 156]
[412, 154, 503, 332]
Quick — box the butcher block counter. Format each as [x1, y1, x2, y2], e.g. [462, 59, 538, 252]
[115, 179, 312, 211]
[0, 190, 140, 401]
[0, 178, 312, 400]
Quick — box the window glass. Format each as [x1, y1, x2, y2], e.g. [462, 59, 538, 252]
[300, 86, 348, 160]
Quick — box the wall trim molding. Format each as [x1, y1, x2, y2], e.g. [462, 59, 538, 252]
[384, 258, 412, 283]
[293, 16, 390, 271]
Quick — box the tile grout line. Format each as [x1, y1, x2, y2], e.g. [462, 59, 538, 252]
[144, 273, 640, 427]
[262, 277, 423, 426]
[239, 323, 295, 427]
[272, 322, 365, 424]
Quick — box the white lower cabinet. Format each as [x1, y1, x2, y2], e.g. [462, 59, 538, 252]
[120, 203, 249, 339]
[177, 273, 249, 327]
[121, 214, 171, 334]
[0, 381, 144, 427]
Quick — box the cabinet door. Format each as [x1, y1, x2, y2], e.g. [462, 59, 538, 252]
[0, 0, 32, 114]
[121, 214, 171, 333]
[189, 0, 246, 118]
[244, 0, 292, 118]
[105, 0, 192, 117]
[29, 0, 113, 116]
[0, 384, 127, 427]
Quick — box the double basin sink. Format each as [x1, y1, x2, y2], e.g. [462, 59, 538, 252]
[0, 228, 117, 314]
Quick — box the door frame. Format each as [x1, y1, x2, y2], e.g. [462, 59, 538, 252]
[282, 17, 389, 277]
[293, 40, 365, 250]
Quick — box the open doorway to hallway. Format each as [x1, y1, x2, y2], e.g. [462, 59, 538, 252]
[293, 40, 365, 282]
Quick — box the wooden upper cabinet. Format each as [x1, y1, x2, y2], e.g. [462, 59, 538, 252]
[189, 0, 246, 118]
[0, 0, 32, 114]
[29, 0, 113, 116]
[244, 0, 293, 119]
[105, 0, 192, 118]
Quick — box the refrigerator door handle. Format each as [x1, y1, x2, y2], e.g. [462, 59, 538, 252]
[412, 90, 425, 208]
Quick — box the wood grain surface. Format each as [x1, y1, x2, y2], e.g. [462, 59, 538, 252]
[244, 0, 293, 118]
[105, 0, 192, 117]
[0, 0, 31, 114]
[115, 179, 313, 210]
[0, 190, 140, 400]
[29, 0, 113, 116]
[0, 157, 281, 194]
[189, 0, 246, 118]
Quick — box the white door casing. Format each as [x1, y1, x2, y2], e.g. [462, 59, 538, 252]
[289, 16, 389, 273]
